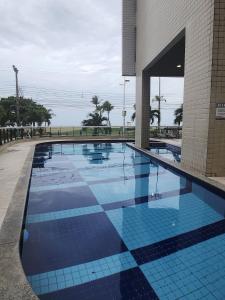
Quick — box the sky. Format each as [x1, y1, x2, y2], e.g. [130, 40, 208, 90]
[0, 0, 184, 126]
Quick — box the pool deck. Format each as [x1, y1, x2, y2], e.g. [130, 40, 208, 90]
[0, 141, 36, 228]
[151, 138, 225, 188]
[151, 138, 182, 147]
[210, 177, 225, 187]
[0, 138, 225, 299]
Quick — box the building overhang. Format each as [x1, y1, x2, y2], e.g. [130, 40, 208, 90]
[144, 30, 185, 77]
[122, 0, 136, 76]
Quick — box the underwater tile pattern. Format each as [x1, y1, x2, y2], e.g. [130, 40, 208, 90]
[39, 268, 159, 300]
[28, 185, 98, 214]
[27, 204, 103, 224]
[28, 251, 137, 295]
[90, 172, 184, 205]
[141, 233, 225, 299]
[21, 143, 225, 299]
[22, 212, 127, 275]
[106, 193, 224, 250]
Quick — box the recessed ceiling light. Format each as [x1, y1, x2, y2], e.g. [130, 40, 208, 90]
[177, 64, 182, 68]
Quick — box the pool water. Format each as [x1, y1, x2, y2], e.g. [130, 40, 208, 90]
[150, 145, 181, 162]
[22, 143, 225, 299]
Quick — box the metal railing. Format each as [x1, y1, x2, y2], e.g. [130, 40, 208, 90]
[0, 126, 182, 146]
[0, 126, 135, 146]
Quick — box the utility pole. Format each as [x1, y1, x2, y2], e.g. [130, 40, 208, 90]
[12, 65, 20, 126]
[120, 77, 130, 136]
[158, 77, 161, 130]
[153, 77, 166, 131]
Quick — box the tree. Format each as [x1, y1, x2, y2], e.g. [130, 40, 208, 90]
[82, 96, 113, 127]
[92, 96, 101, 110]
[82, 113, 107, 126]
[102, 101, 114, 126]
[131, 104, 136, 122]
[131, 104, 160, 124]
[174, 104, 183, 126]
[0, 105, 7, 126]
[0, 96, 54, 127]
[152, 95, 166, 130]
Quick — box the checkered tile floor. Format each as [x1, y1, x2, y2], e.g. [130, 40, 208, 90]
[21, 143, 225, 300]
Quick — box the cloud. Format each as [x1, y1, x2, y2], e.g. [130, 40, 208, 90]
[0, 0, 183, 126]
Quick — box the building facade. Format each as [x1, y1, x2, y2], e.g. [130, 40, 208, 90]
[122, 0, 225, 177]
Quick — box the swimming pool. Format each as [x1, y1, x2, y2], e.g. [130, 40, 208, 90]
[150, 143, 181, 162]
[22, 142, 225, 299]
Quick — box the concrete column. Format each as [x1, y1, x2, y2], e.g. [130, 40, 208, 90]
[206, 0, 225, 176]
[135, 72, 150, 148]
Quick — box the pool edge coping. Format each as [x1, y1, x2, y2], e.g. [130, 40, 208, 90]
[127, 142, 225, 195]
[0, 143, 38, 299]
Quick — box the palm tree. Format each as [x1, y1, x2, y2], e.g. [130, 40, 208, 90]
[152, 95, 166, 130]
[150, 109, 160, 125]
[131, 104, 136, 122]
[131, 104, 159, 124]
[174, 104, 183, 126]
[82, 113, 107, 126]
[102, 101, 114, 126]
[92, 96, 101, 110]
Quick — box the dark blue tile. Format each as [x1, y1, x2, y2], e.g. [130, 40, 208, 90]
[22, 212, 127, 275]
[131, 219, 225, 265]
[27, 185, 98, 214]
[31, 170, 83, 187]
[39, 267, 159, 300]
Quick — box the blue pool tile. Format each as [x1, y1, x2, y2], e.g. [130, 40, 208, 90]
[30, 169, 83, 188]
[79, 163, 161, 182]
[28, 252, 137, 295]
[22, 143, 225, 300]
[131, 219, 225, 265]
[140, 233, 225, 299]
[90, 172, 184, 205]
[27, 205, 103, 224]
[33, 158, 75, 171]
[106, 193, 224, 250]
[102, 184, 192, 211]
[39, 267, 158, 300]
[30, 181, 87, 193]
[22, 212, 127, 275]
[27, 185, 98, 214]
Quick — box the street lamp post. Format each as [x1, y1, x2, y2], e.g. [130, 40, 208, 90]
[120, 77, 130, 137]
[12, 65, 20, 126]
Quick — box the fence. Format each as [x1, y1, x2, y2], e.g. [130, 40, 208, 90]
[0, 126, 182, 146]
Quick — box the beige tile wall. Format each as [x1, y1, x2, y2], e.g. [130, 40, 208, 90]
[134, 0, 225, 176]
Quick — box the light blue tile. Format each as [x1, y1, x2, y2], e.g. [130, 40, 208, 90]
[28, 251, 137, 295]
[90, 172, 183, 205]
[79, 163, 161, 182]
[106, 193, 223, 250]
[27, 205, 103, 224]
[140, 234, 225, 299]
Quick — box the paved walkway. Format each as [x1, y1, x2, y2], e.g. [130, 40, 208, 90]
[0, 141, 36, 227]
[151, 138, 182, 147]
